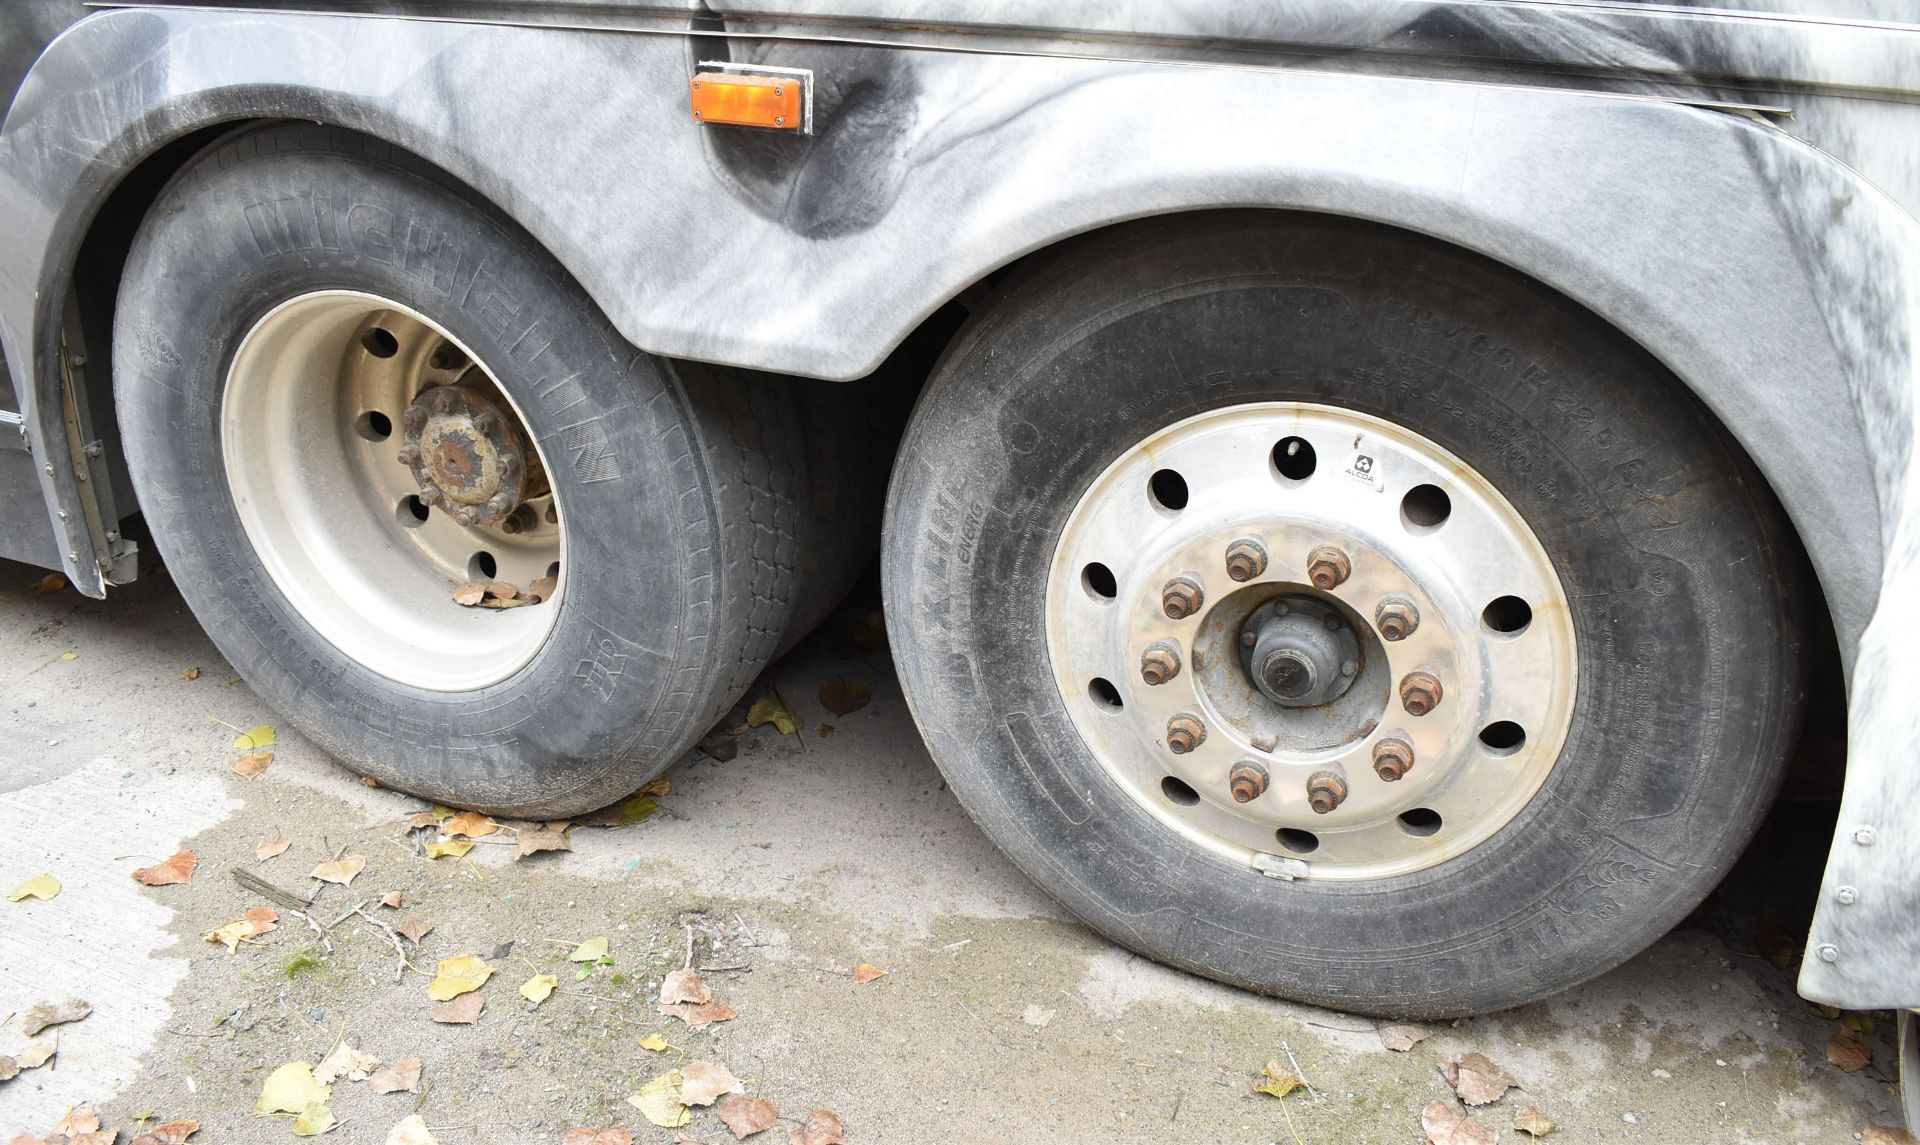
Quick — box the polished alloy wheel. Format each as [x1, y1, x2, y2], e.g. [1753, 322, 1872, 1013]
[223, 291, 565, 692]
[1046, 402, 1576, 880]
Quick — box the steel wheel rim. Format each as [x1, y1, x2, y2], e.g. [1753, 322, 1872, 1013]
[1045, 402, 1576, 881]
[222, 290, 565, 692]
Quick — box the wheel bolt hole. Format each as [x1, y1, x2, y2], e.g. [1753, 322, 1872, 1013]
[1082, 562, 1118, 601]
[1276, 827, 1320, 854]
[546, 561, 561, 580]
[469, 551, 498, 580]
[1400, 483, 1452, 532]
[354, 411, 393, 441]
[360, 326, 400, 359]
[1088, 677, 1124, 712]
[1160, 776, 1200, 806]
[1148, 469, 1189, 512]
[397, 495, 429, 527]
[1272, 437, 1317, 482]
[1479, 721, 1527, 755]
[1482, 595, 1533, 635]
[1397, 807, 1443, 837]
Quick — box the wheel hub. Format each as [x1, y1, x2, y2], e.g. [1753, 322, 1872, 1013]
[1240, 596, 1361, 708]
[400, 383, 528, 527]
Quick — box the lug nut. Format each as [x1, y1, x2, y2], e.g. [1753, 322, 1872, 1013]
[1375, 595, 1419, 641]
[1224, 538, 1268, 582]
[1399, 670, 1444, 716]
[1229, 760, 1270, 803]
[418, 486, 442, 506]
[1372, 736, 1415, 782]
[1140, 642, 1182, 686]
[1306, 769, 1349, 814]
[1166, 714, 1206, 755]
[396, 444, 422, 466]
[1162, 576, 1204, 620]
[1306, 545, 1351, 590]
[430, 387, 458, 413]
[403, 406, 429, 433]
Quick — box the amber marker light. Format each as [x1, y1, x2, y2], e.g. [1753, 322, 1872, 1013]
[690, 72, 803, 130]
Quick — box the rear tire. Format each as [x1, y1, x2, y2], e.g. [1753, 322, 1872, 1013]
[883, 213, 1808, 1016]
[115, 124, 804, 816]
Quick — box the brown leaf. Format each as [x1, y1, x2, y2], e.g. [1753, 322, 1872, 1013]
[1379, 1023, 1429, 1052]
[659, 1000, 737, 1030]
[638, 775, 672, 798]
[850, 964, 887, 984]
[429, 992, 485, 1024]
[310, 854, 367, 885]
[1444, 1052, 1518, 1105]
[406, 809, 446, 830]
[1423, 1099, 1498, 1145]
[484, 580, 520, 600]
[52, 1105, 101, 1135]
[131, 1119, 200, 1145]
[367, 1057, 422, 1094]
[510, 821, 571, 859]
[68, 1133, 118, 1145]
[0, 1056, 17, 1081]
[256, 837, 291, 861]
[816, 723, 835, 738]
[698, 734, 740, 762]
[20, 997, 89, 1037]
[1827, 1026, 1871, 1072]
[133, 850, 197, 886]
[660, 968, 712, 1004]
[35, 573, 67, 593]
[1862, 1125, 1920, 1145]
[1514, 1105, 1557, 1137]
[396, 919, 434, 945]
[717, 1095, 780, 1140]
[180, 666, 201, 680]
[451, 583, 488, 606]
[14, 1035, 57, 1069]
[527, 576, 559, 604]
[381, 891, 404, 908]
[362, 775, 381, 787]
[562, 1132, 634, 1145]
[441, 811, 498, 838]
[788, 1109, 845, 1145]
[680, 1060, 742, 1106]
[818, 677, 872, 717]
[230, 751, 273, 779]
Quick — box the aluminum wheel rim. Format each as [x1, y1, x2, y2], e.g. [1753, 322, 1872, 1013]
[1046, 403, 1576, 881]
[223, 291, 565, 692]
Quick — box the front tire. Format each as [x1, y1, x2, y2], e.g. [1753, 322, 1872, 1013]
[883, 213, 1807, 1016]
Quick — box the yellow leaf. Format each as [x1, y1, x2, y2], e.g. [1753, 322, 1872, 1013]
[8, 873, 60, 902]
[427, 954, 493, 1001]
[746, 694, 798, 736]
[569, 936, 609, 962]
[520, 973, 558, 1004]
[424, 838, 474, 859]
[60, 651, 77, 661]
[256, 1061, 331, 1115]
[292, 1100, 337, 1135]
[232, 724, 277, 750]
[207, 920, 253, 953]
[1255, 1060, 1303, 1099]
[638, 1032, 671, 1052]
[627, 1072, 691, 1128]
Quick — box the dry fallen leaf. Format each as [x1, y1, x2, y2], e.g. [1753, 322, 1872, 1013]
[818, 677, 873, 717]
[746, 694, 799, 736]
[381, 891, 404, 908]
[367, 1057, 422, 1094]
[527, 575, 559, 604]
[850, 963, 887, 984]
[310, 854, 366, 885]
[789, 1109, 845, 1145]
[427, 953, 493, 999]
[8, 873, 60, 901]
[521, 973, 559, 1004]
[659, 1000, 738, 1030]
[231, 751, 273, 778]
[384, 1113, 439, 1145]
[680, 1060, 742, 1106]
[1021, 1004, 1054, 1028]
[441, 811, 498, 838]
[510, 821, 572, 859]
[205, 906, 278, 954]
[577, 792, 660, 827]
[396, 919, 434, 945]
[133, 850, 198, 886]
[1445, 1051, 1518, 1106]
[20, 998, 90, 1037]
[1254, 1059, 1303, 1098]
[451, 583, 488, 606]
[1828, 1026, 1871, 1072]
[256, 1061, 332, 1115]
[314, 1041, 381, 1084]
[52, 1104, 101, 1135]
[569, 936, 610, 962]
[180, 666, 200, 680]
[660, 968, 712, 1004]
[629, 1072, 691, 1128]
[14, 1035, 57, 1069]
[36, 573, 67, 593]
[232, 723, 277, 750]
[429, 992, 485, 1024]
[131, 1118, 200, 1145]
[698, 734, 740, 762]
[257, 838, 291, 861]
[1380, 1023, 1430, 1052]
[423, 838, 473, 860]
[1514, 1105, 1557, 1137]
[1423, 1098, 1498, 1145]
[407, 807, 454, 830]
[1862, 1125, 1920, 1145]
[638, 1032, 672, 1052]
[718, 1095, 780, 1140]
[817, 723, 835, 738]
[562, 1131, 634, 1145]
[292, 1099, 337, 1136]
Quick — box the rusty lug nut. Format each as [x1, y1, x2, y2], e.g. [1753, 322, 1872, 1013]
[417, 486, 442, 506]
[1140, 642, 1182, 686]
[473, 410, 500, 433]
[454, 505, 482, 526]
[1166, 714, 1206, 755]
[430, 387, 458, 413]
[1224, 538, 1268, 582]
[402, 406, 429, 433]
[1306, 769, 1349, 814]
[1306, 545, 1352, 590]
[1375, 595, 1420, 641]
[396, 444, 422, 466]
[1229, 760, 1270, 804]
[1372, 736, 1415, 782]
[1161, 576, 1204, 620]
[1400, 670, 1444, 716]
[486, 494, 515, 519]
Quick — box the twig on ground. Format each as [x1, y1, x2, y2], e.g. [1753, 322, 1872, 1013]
[1281, 1040, 1318, 1101]
[289, 909, 334, 954]
[230, 866, 315, 910]
[353, 907, 427, 980]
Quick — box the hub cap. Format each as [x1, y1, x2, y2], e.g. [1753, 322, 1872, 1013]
[223, 291, 565, 692]
[1046, 403, 1576, 880]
